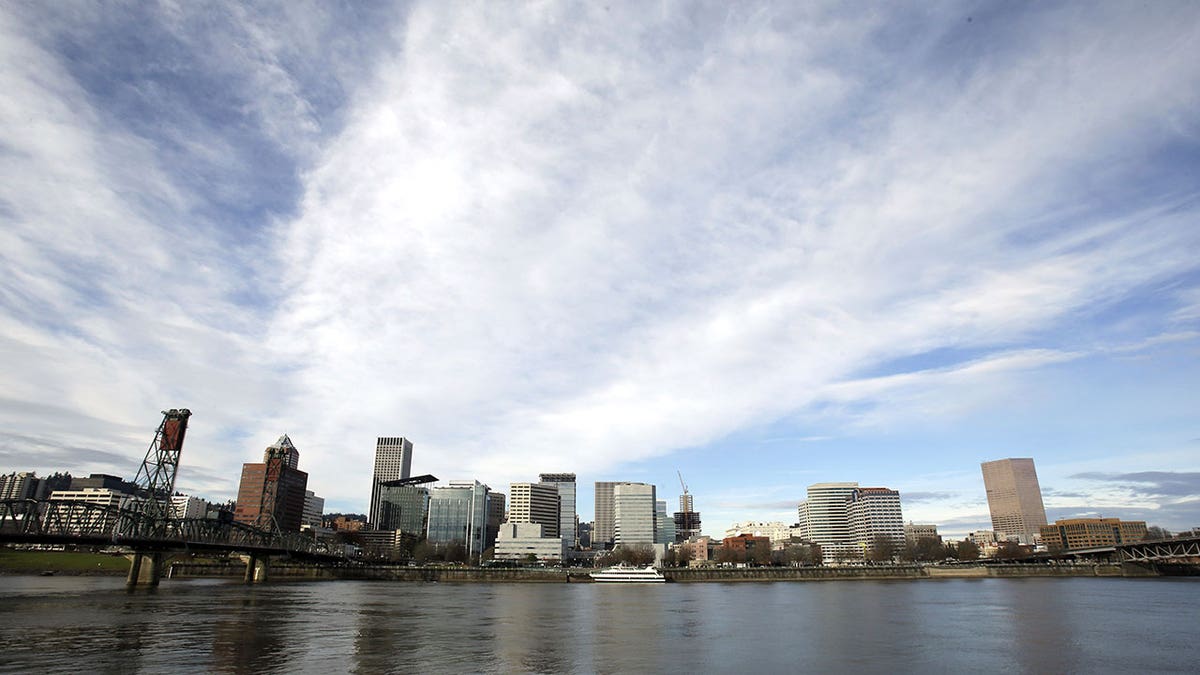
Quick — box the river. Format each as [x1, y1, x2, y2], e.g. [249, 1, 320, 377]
[0, 576, 1196, 673]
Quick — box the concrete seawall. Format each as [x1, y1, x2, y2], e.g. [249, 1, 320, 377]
[169, 561, 1164, 582]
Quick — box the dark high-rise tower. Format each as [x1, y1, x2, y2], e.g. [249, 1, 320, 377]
[234, 434, 308, 532]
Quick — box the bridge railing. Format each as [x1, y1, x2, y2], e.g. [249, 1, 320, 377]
[0, 499, 340, 558]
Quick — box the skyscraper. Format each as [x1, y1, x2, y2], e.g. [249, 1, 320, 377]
[796, 482, 904, 562]
[797, 482, 858, 562]
[508, 482, 560, 538]
[613, 482, 657, 546]
[594, 481, 619, 549]
[655, 500, 676, 545]
[847, 487, 905, 555]
[981, 458, 1047, 544]
[370, 437, 413, 526]
[674, 492, 701, 543]
[234, 434, 309, 532]
[539, 473, 577, 550]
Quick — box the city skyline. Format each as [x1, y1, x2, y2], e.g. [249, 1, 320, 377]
[1, 3, 1198, 538]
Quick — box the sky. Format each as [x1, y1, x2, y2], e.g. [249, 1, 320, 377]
[1, 1, 1198, 539]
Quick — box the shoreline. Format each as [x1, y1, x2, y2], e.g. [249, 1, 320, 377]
[165, 560, 1189, 582]
[6, 550, 1194, 582]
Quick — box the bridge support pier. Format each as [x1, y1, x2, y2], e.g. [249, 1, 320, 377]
[125, 552, 165, 588]
[242, 554, 270, 584]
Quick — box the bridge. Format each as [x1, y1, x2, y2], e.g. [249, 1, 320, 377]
[0, 409, 344, 586]
[1044, 535, 1200, 570]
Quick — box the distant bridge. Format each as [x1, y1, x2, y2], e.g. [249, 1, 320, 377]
[0, 408, 344, 586]
[0, 499, 339, 558]
[1051, 535, 1200, 566]
[0, 498, 343, 585]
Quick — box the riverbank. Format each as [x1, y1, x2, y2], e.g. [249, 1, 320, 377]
[0, 550, 128, 576]
[167, 560, 1177, 582]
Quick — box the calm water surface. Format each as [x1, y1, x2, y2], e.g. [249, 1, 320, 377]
[0, 576, 1197, 673]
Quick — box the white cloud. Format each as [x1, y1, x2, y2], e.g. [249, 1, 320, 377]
[269, 4, 1200, 507]
[2, 3, 1199, 516]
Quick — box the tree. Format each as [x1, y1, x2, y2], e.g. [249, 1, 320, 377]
[715, 547, 742, 565]
[955, 540, 980, 561]
[676, 545, 693, 567]
[44, 472, 72, 492]
[911, 538, 946, 562]
[1144, 526, 1171, 541]
[411, 540, 435, 565]
[866, 536, 896, 563]
[994, 541, 1028, 560]
[751, 544, 773, 566]
[444, 541, 468, 563]
[625, 543, 656, 566]
[806, 544, 823, 566]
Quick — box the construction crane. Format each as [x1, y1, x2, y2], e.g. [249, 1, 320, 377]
[678, 470, 694, 513]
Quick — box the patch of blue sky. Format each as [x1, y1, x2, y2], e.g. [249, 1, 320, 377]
[849, 346, 1001, 380]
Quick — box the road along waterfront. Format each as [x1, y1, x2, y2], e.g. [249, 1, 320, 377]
[1, 575, 1197, 673]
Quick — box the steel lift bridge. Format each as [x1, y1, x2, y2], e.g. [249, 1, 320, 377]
[0, 409, 343, 587]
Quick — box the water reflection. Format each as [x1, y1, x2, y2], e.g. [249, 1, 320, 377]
[0, 575, 1197, 673]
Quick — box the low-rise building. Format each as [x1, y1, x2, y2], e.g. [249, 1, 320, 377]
[725, 521, 794, 547]
[328, 515, 367, 532]
[969, 530, 998, 546]
[169, 495, 208, 519]
[0, 471, 47, 500]
[722, 533, 771, 556]
[493, 522, 566, 562]
[302, 491, 325, 529]
[904, 522, 941, 547]
[48, 488, 133, 533]
[683, 536, 714, 564]
[1039, 518, 1148, 551]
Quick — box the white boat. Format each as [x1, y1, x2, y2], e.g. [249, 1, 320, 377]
[589, 564, 666, 583]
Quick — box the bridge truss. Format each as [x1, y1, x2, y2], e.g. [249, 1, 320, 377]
[0, 499, 339, 558]
[1118, 537, 1200, 564]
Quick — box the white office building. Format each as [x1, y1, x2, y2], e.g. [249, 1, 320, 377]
[0, 472, 45, 500]
[798, 483, 905, 562]
[48, 488, 133, 533]
[797, 482, 858, 561]
[847, 487, 905, 555]
[169, 494, 207, 519]
[302, 490, 325, 528]
[613, 482, 657, 546]
[508, 482, 560, 538]
[370, 437, 413, 526]
[725, 521, 794, 546]
[493, 522, 566, 562]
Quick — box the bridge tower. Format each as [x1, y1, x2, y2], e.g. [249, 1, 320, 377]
[132, 408, 192, 520]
